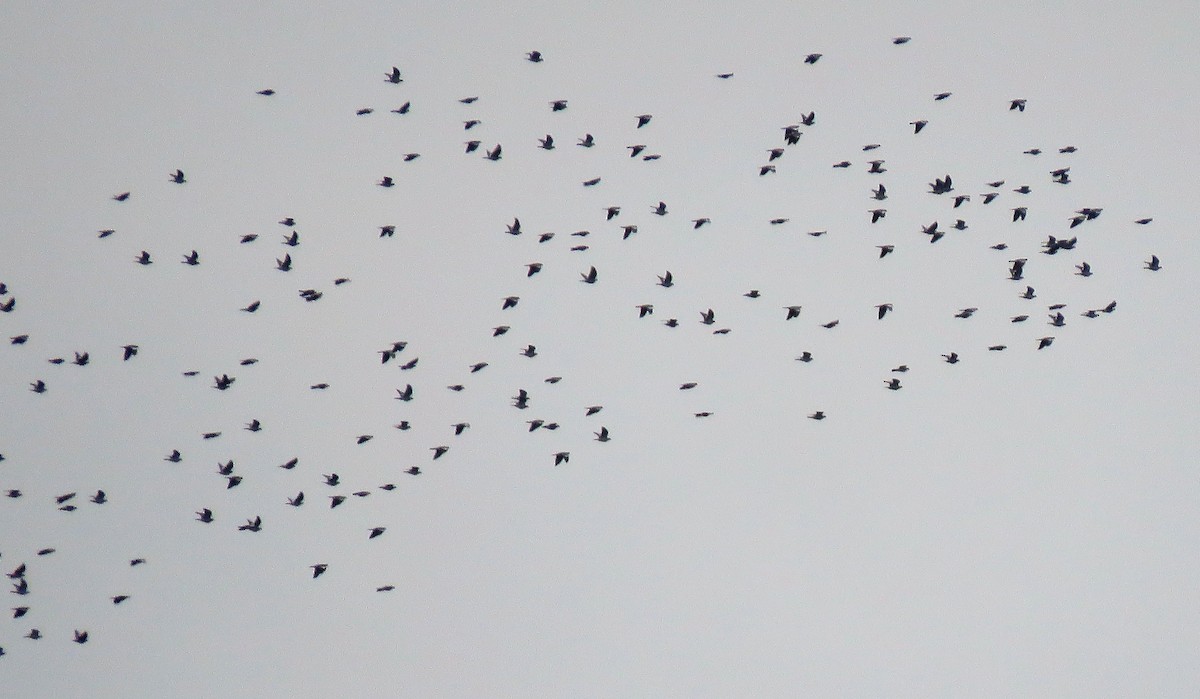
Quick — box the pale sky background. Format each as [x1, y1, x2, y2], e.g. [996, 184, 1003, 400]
[2, 1, 1199, 696]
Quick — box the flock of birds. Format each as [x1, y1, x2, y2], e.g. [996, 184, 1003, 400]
[0, 35, 1165, 657]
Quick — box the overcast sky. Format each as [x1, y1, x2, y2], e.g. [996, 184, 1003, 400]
[2, 1, 1199, 697]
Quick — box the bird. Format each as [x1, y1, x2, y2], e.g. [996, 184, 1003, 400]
[627, 145, 646, 157]
[355, 108, 374, 116]
[877, 244, 894, 258]
[808, 411, 826, 420]
[1145, 255, 1162, 271]
[700, 309, 716, 325]
[112, 594, 130, 605]
[580, 266, 598, 283]
[91, 490, 107, 504]
[553, 452, 570, 466]
[911, 120, 928, 134]
[785, 306, 803, 320]
[538, 134, 555, 150]
[238, 516, 262, 532]
[196, 508, 213, 523]
[368, 527, 387, 540]
[893, 36, 912, 44]
[1010, 98, 1027, 111]
[652, 201, 668, 216]
[955, 308, 978, 319]
[385, 66, 402, 83]
[1009, 258, 1027, 280]
[636, 304, 654, 318]
[658, 271, 674, 287]
[134, 250, 152, 265]
[1076, 261, 1092, 277]
[112, 191, 130, 201]
[942, 352, 960, 364]
[876, 303, 893, 319]
[680, 382, 698, 390]
[431, 446, 449, 460]
[165, 449, 182, 462]
[821, 320, 839, 329]
[582, 177, 601, 186]
[502, 296, 520, 310]
[1012, 207, 1027, 222]
[323, 473, 340, 486]
[550, 100, 568, 111]
[636, 114, 653, 128]
[73, 630, 89, 644]
[934, 92, 952, 100]
[521, 345, 538, 358]
[594, 427, 610, 442]
[717, 72, 734, 78]
[759, 164, 776, 176]
[256, 88, 275, 96]
[577, 134, 595, 147]
[885, 379, 902, 390]
[1037, 337, 1055, 349]
[287, 492, 304, 507]
[311, 564, 328, 578]
[276, 253, 292, 271]
[169, 169, 186, 184]
[392, 102, 411, 114]
[804, 53, 822, 64]
[484, 144, 502, 160]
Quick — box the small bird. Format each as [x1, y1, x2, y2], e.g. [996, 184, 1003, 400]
[934, 92, 952, 100]
[113, 192, 131, 201]
[796, 351, 813, 363]
[112, 595, 130, 605]
[821, 320, 839, 329]
[238, 516, 262, 532]
[550, 100, 568, 111]
[808, 411, 826, 420]
[577, 133, 595, 147]
[636, 304, 654, 318]
[225, 475, 242, 489]
[700, 309, 716, 325]
[310, 564, 328, 579]
[484, 144, 502, 160]
[392, 102, 411, 114]
[368, 527, 387, 540]
[256, 88, 275, 96]
[717, 72, 734, 78]
[785, 305, 803, 320]
[885, 379, 902, 390]
[356, 108, 374, 116]
[356, 434, 374, 445]
[553, 451, 570, 466]
[911, 120, 928, 134]
[1145, 255, 1162, 271]
[652, 201, 668, 216]
[133, 251, 152, 265]
[521, 345, 538, 358]
[1076, 261, 1093, 277]
[165, 449, 182, 462]
[594, 427, 610, 442]
[73, 630, 89, 644]
[1012, 207, 1027, 222]
[580, 266, 598, 283]
[942, 352, 960, 364]
[1010, 99, 1027, 111]
[538, 134, 555, 150]
[893, 36, 911, 44]
[502, 296, 520, 310]
[804, 53, 822, 64]
[431, 446, 449, 460]
[582, 177, 601, 186]
[169, 169, 186, 184]
[876, 303, 893, 319]
[955, 308, 978, 319]
[287, 492, 304, 507]
[385, 66, 402, 83]
[877, 244, 894, 258]
[196, 508, 214, 523]
[1037, 336, 1055, 350]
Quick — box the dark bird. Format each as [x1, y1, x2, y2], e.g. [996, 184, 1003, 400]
[1012, 207, 1027, 222]
[871, 184, 887, 201]
[169, 169, 186, 184]
[663, 318, 679, 327]
[196, 508, 213, 523]
[627, 144, 646, 157]
[311, 564, 327, 578]
[113, 192, 130, 202]
[26, 628, 41, 639]
[808, 411, 826, 420]
[657, 271, 674, 287]
[885, 379, 902, 390]
[217, 459, 235, 475]
[213, 374, 235, 390]
[328, 495, 346, 509]
[821, 320, 839, 329]
[225, 475, 242, 489]
[275, 253, 292, 271]
[1145, 255, 1162, 271]
[928, 175, 953, 194]
[804, 53, 822, 64]
[1010, 99, 1027, 111]
[521, 345, 538, 358]
[512, 389, 530, 409]
[796, 351, 813, 362]
[1060, 146, 1078, 153]
[287, 492, 304, 507]
[1076, 261, 1092, 277]
[876, 303, 893, 319]
[465, 140, 481, 153]
[1037, 336, 1055, 350]
[594, 427, 610, 442]
[700, 308, 716, 325]
[452, 422, 470, 436]
[165, 449, 182, 462]
[553, 451, 570, 466]
[911, 120, 928, 134]
[502, 296, 520, 310]
[893, 36, 911, 44]
[759, 164, 776, 176]
[385, 67, 402, 83]
[652, 201, 668, 216]
[73, 630, 89, 644]
[550, 100, 568, 111]
[1010, 258, 1027, 280]
[323, 473, 340, 486]
[356, 434, 373, 445]
[1023, 149, 1041, 156]
[580, 266, 599, 284]
[577, 134, 595, 147]
[785, 305, 803, 320]
[1020, 286, 1036, 300]
[717, 72, 734, 78]
[392, 102, 411, 114]
[430, 445, 450, 460]
[955, 308, 978, 319]
[637, 304, 654, 318]
[1049, 312, 1066, 327]
[460, 96, 479, 104]
[1011, 315, 1029, 323]
[1102, 300, 1117, 313]
[934, 92, 952, 100]
[870, 209, 887, 223]
[238, 516, 262, 532]
[877, 244, 894, 258]
[768, 148, 785, 161]
[395, 384, 414, 401]
[256, 88, 275, 96]
[368, 527, 387, 540]
[484, 144, 502, 160]
[356, 108, 374, 116]
[538, 134, 555, 150]
[867, 160, 886, 173]
[582, 177, 601, 186]
[621, 225, 638, 239]
[134, 251, 152, 265]
[1135, 218, 1152, 225]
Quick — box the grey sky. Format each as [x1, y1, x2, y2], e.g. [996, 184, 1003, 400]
[1, 1, 1198, 696]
